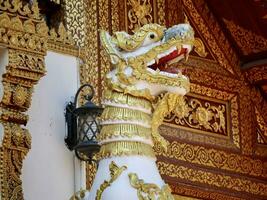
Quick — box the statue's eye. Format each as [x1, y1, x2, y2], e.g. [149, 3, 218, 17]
[149, 34, 155, 39]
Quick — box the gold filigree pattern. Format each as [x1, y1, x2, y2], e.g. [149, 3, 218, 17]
[128, 173, 174, 200]
[0, 1, 47, 199]
[96, 161, 127, 200]
[98, 124, 152, 141]
[151, 93, 184, 151]
[155, 141, 267, 178]
[223, 19, 267, 55]
[194, 38, 208, 58]
[156, 0, 166, 25]
[103, 89, 152, 111]
[64, 0, 86, 47]
[0, 0, 40, 19]
[127, 0, 153, 31]
[82, 0, 99, 102]
[165, 96, 227, 136]
[100, 106, 151, 125]
[97, 141, 155, 159]
[158, 161, 267, 197]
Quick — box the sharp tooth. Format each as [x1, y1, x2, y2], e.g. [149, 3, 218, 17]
[177, 46, 181, 55]
[156, 68, 160, 74]
[185, 52, 189, 62]
[147, 59, 155, 66]
[155, 58, 159, 64]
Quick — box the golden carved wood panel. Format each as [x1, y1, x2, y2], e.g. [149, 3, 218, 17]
[0, 1, 47, 199]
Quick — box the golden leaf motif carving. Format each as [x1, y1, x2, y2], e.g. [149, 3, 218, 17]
[157, 161, 267, 197]
[128, 173, 174, 200]
[165, 97, 227, 135]
[96, 161, 127, 200]
[128, 0, 153, 31]
[13, 86, 28, 107]
[194, 38, 208, 57]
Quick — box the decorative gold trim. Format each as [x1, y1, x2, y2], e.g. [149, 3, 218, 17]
[98, 124, 152, 141]
[0, 1, 47, 199]
[223, 19, 267, 55]
[155, 141, 267, 178]
[96, 161, 127, 200]
[151, 93, 184, 151]
[128, 173, 174, 200]
[158, 161, 267, 197]
[103, 89, 152, 111]
[100, 106, 151, 125]
[127, 0, 153, 32]
[97, 141, 155, 159]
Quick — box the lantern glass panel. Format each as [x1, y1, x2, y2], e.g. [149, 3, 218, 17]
[77, 112, 100, 143]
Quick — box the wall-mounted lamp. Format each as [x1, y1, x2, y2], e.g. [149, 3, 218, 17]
[65, 84, 103, 162]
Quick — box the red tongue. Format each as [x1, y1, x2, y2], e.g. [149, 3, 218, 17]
[149, 48, 187, 74]
[163, 67, 182, 74]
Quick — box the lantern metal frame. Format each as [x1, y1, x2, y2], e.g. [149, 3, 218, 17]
[65, 84, 103, 162]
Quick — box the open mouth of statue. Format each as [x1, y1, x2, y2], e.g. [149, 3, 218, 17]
[147, 47, 189, 75]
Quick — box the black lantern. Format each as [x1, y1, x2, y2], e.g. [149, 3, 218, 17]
[65, 84, 103, 162]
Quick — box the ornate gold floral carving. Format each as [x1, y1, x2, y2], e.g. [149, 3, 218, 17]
[96, 161, 127, 200]
[186, 68, 253, 151]
[64, 0, 86, 47]
[165, 95, 227, 136]
[0, 122, 32, 199]
[128, 173, 174, 200]
[47, 22, 81, 57]
[0, 1, 47, 199]
[86, 161, 97, 190]
[127, 0, 153, 31]
[223, 19, 267, 55]
[13, 85, 29, 107]
[80, 0, 99, 103]
[155, 141, 267, 178]
[0, 0, 40, 19]
[98, 0, 111, 101]
[158, 161, 267, 197]
[156, 0, 166, 25]
[0, 13, 47, 54]
[151, 93, 185, 150]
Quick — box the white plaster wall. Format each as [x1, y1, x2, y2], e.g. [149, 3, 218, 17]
[22, 51, 80, 200]
[0, 48, 8, 147]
